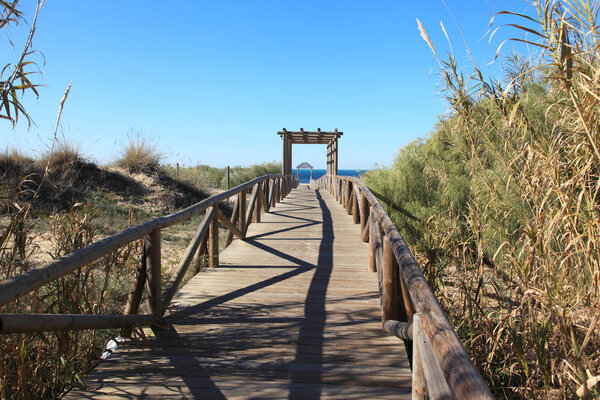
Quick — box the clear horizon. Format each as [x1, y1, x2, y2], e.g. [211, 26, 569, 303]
[3, 0, 531, 170]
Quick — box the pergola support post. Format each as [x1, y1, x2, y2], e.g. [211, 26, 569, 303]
[333, 137, 338, 176]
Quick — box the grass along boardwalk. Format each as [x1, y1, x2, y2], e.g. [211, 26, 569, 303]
[66, 185, 412, 399]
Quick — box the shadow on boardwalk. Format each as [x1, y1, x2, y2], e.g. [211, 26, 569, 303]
[66, 186, 411, 399]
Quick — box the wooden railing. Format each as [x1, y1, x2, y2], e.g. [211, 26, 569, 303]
[313, 175, 493, 400]
[0, 174, 297, 334]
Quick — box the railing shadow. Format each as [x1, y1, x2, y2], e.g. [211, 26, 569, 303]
[288, 188, 333, 400]
[150, 324, 228, 399]
[116, 187, 369, 399]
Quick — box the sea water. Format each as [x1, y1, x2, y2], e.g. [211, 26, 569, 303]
[296, 169, 366, 184]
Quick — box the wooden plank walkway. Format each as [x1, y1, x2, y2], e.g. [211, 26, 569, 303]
[68, 185, 412, 399]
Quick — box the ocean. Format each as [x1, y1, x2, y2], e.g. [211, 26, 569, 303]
[296, 169, 367, 184]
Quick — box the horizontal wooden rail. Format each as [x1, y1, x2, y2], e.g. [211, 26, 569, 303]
[0, 174, 293, 308]
[0, 314, 159, 333]
[382, 319, 413, 341]
[0, 174, 298, 336]
[314, 174, 492, 400]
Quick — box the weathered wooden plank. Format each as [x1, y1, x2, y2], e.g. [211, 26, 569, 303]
[71, 186, 411, 399]
[69, 377, 408, 400]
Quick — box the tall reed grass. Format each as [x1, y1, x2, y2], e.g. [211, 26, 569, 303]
[0, 201, 141, 398]
[364, 1, 600, 398]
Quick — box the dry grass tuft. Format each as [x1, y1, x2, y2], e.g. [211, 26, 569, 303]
[116, 135, 163, 174]
[44, 141, 85, 179]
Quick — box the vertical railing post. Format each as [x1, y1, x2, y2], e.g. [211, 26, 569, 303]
[352, 187, 360, 224]
[254, 183, 262, 223]
[238, 190, 246, 234]
[382, 235, 398, 323]
[122, 245, 147, 336]
[360, 192, 368, 235]
[196, 233, 208, 271]
[225, 195, 239, 247]
[279, 178, 284, 202]
[209, 205, 219, 268]
[368, 209, 377, 272]
[399, 264, 416, 322]
[146, 228, 161, 316]
[346, 182, 353, 215]
[263, 179, 270, 212]
[283, 177, 287, 198]
[332, 177, 336, 199]
[334, 178, 338, 200]
[412, 314, 427, 400]
[244, 183, 260, 234]
[226, 166, 230, 190]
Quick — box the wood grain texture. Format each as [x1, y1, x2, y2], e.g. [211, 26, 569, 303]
[67, 186, 411, 399]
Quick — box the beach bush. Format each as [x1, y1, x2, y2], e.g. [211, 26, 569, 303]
[364, 1, 600, 397]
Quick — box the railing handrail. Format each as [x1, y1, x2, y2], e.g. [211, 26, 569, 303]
[0, 174, 289, 308]
[313, 174, 493, 400]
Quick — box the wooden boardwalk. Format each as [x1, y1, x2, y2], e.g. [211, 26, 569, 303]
[68, 185, 412, 399]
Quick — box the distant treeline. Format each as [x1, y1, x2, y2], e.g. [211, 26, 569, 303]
[164, 161, 281, 190]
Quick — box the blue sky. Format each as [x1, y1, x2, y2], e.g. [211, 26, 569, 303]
[3, 0, 532, 169]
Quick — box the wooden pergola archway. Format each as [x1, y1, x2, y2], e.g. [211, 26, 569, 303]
[277, 128, 343, 176]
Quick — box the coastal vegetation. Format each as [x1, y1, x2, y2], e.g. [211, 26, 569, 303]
[0, 138, 281, 398]
[363, 1, 600, 397]
[163, 161, 281, 190]
[3, 0, 599, 398]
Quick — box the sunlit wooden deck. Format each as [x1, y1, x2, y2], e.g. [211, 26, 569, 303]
[67, 185, 411, 399]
